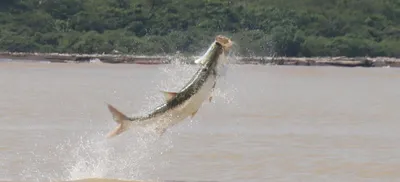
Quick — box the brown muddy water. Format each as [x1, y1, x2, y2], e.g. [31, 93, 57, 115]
[0, 61, 400, 182]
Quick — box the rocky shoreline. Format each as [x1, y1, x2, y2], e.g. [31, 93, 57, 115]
[1, 52, 400, 68]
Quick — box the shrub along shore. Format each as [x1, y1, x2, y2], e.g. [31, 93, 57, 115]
[1, 52, 399, 68]
[1, 1, 400, 58]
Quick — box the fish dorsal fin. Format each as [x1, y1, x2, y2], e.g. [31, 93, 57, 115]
[160, 90, 178, 102]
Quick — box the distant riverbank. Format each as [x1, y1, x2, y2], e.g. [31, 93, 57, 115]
[1, 52, 400, 68]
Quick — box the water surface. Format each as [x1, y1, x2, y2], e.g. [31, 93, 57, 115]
[0, 62, 399, 182]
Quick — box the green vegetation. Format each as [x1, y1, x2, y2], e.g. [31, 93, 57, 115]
[1, 0, 400, 57]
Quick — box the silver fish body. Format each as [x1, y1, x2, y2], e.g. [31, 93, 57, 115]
[106, 35, 233, 138]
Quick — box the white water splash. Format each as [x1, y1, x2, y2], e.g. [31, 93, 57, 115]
[16, 128, 173, 182]
[62, 130, 173, 181]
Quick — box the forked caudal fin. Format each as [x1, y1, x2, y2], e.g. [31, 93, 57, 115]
[106, 103, 131, 138]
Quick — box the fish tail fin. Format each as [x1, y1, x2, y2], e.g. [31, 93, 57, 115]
[106, 103, 131, 138]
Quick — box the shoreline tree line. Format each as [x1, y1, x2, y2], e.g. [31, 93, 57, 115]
[0, 0, 399, 57]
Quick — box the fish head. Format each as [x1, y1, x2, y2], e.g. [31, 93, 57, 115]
[213, 35, 233, 75]
[215, 35, 233, 53]
[195, 35, 233, 67]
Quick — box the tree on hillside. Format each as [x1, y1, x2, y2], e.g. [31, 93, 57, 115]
[0, 0, 399, 57]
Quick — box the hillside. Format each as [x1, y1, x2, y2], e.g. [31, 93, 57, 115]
[0, 0, 400, 57]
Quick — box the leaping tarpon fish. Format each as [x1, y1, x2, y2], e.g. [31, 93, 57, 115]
[105, 35, 233, 138]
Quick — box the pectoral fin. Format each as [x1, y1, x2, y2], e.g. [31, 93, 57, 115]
[160, 91, 178, 102]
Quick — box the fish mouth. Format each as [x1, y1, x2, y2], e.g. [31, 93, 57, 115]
[215, 35, 233, 52]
